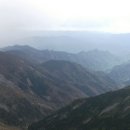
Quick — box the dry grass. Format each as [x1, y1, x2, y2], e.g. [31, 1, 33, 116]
[0, 123, 23, 130]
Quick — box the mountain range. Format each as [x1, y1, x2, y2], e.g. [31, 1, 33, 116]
[0, 48, 119, 129]
[3, 45, 121, 71]
[0, 34, 129, 130]
[9, 31, 130, 56]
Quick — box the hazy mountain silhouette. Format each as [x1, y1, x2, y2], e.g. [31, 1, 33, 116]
[3, 45, 120, 71]
[0, 51, 118, 129]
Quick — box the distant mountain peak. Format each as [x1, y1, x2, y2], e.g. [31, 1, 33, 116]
[2, 45, 38, 52]
[2, 45, 121, 71]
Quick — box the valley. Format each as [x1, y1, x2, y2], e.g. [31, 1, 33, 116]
[0, 45, 129, 130]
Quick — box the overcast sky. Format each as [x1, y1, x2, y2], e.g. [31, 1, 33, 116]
[0, 0, 130, 45]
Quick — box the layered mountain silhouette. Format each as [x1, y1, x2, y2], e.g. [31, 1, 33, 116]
[0, 51, 118, 129]
[0, 34, 129, 130]
[28, 86, 130, 130]
[9, 32, 130, 55]
[3, 45, 120, 71]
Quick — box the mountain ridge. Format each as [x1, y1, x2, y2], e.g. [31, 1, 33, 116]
[28, 86, 130, 130]
[2, 45, 121, 71]
[0, 51, 118, 129]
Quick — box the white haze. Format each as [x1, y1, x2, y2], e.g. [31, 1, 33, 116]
[0, 0, 130, 48]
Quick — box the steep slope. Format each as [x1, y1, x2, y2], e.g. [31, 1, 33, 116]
[39, 60, 118, 96]
[109, 62, 130, 86]
[3, 45, 120, 71]
[0, 52, 118, 129]
[0, 123, 20, 130]
[0, 52, 56, 129]
[28, 87, 130, 130]
[0, 81, 43, 128]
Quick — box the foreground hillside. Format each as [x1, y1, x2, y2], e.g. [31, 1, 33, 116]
[0, 51, 118, 129]
[28, 87, 130, 130]
[0, 123, 21, 130]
